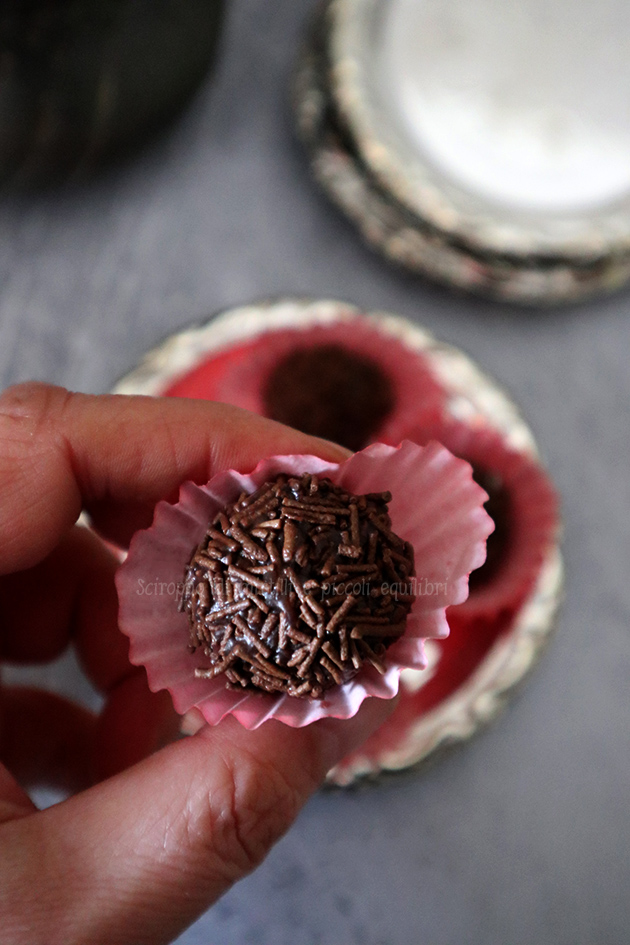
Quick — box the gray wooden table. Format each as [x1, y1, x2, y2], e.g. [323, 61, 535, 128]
[1, 2, 629, 943]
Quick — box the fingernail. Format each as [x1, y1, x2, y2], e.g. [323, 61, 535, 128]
[179, 708, 206, 736]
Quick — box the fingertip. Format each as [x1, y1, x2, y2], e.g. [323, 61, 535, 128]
[307, 437, 353, 462]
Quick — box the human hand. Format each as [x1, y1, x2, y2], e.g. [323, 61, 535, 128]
[0, 384, 394, 945]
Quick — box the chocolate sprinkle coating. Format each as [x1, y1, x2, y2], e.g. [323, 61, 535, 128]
[262, 344, 395, 452]
[182, 474, 415, 699]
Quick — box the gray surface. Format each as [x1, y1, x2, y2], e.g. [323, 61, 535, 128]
[1, 1, 629, 943]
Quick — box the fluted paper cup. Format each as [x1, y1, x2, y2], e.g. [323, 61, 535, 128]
[115, 441, 493, 729]
[401, 417, 559, 622]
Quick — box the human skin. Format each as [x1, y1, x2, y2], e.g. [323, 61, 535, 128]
[0, 383, 394, 945]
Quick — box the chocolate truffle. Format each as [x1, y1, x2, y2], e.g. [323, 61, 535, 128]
[182, 474, 415, 699]
[262, 344, 395, 451]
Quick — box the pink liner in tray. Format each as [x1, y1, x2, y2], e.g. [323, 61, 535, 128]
[396, 414, 560, 623]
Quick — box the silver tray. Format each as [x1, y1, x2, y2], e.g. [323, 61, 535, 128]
[294, 0, 630, 304]
[114, 299, 563, 785]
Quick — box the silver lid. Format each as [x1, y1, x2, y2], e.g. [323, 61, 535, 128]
[295, 0, 630, 303]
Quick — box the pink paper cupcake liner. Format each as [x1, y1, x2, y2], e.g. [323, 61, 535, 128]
[115, 441, 493, 729]
[399, 415, 560, 622]
[164, 319, 447, 447]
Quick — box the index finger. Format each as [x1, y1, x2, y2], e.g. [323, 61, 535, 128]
[0, 383, 350, 574]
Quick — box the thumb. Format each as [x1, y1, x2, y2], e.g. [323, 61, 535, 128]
[1, 697, 394, 945]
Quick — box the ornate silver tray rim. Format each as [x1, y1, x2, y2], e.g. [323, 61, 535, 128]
[293, 3, 630, 303]
[328, 0, 630, 259]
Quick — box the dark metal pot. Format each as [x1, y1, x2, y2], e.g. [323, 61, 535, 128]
[0, 0, 225, 186]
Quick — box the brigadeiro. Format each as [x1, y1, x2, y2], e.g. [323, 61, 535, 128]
[182, 473, 415, 700]
[116, 441, 493, 729]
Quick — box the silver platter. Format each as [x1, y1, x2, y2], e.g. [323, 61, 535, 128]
[294, 0, 630, 304]
[114, 299, 563, 785]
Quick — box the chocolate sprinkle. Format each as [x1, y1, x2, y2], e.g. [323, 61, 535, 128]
[182, 474, 415, 699]
[262, 345, 395, 451]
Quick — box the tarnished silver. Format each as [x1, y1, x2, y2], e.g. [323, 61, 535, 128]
[114, 299, 563, 786]
[294, 0, 630, 303]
